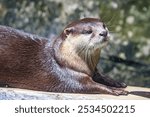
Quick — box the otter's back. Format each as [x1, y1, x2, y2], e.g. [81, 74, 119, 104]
[0, 25, 47, 77]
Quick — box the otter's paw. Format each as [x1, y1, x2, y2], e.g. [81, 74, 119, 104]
[111, 89, 128, 96]
[113, 81, 127, 88]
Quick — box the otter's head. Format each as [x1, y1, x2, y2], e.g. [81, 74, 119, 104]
[60, 18, 110, 73]
[62, 18, 109, 51]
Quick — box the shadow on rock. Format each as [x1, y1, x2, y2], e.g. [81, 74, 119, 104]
[129, 91, 150, 98]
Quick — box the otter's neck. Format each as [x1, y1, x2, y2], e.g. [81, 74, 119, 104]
[77, 46, 101, 73]
[55, 39, 100, 76]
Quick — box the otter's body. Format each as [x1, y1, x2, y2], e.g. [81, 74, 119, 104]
[0, 18, 127, 95]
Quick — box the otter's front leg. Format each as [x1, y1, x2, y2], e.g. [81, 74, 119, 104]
[80, 77, 128, 95]
[92, 69, 127, 88]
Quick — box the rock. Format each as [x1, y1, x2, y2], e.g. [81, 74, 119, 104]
[0, 86, 149, 100]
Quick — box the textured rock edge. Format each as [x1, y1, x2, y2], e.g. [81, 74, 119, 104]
[0, 86, 149, 100]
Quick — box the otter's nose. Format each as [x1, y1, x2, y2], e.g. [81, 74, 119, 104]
[99, 31, 107, 37]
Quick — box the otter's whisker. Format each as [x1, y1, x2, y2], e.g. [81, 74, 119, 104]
[106, 13, 117, 25]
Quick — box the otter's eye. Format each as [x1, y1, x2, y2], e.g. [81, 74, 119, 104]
[82, 30, 92, 34]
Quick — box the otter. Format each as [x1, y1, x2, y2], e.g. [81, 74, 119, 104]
[0, 18, 127, 95]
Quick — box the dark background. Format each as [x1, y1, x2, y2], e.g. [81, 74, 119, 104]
[0, 0, 149, 87]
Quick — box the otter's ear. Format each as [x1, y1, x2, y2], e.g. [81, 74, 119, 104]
[64, 27, 74, 37]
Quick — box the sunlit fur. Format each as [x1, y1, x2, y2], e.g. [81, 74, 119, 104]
[59, 19, 109, 74]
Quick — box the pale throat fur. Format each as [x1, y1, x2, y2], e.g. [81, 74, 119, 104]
[57, 33, 102, 76]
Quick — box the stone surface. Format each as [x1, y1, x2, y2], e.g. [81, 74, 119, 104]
[0, 86, 149, 100]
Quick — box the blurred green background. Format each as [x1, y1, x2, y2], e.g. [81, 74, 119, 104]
[0, 0, 149, 87]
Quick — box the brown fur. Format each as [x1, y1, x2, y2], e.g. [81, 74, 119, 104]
[0, 18, 127, 95]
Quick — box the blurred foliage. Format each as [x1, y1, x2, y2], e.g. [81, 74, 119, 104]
[0, 0, 149, 87]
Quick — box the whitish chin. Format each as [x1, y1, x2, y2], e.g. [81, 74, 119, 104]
[88, 41, 107, 50]
[101, 41, 108, 47]
[102, 37, 109, 42]
[88, 37, 109, 48]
